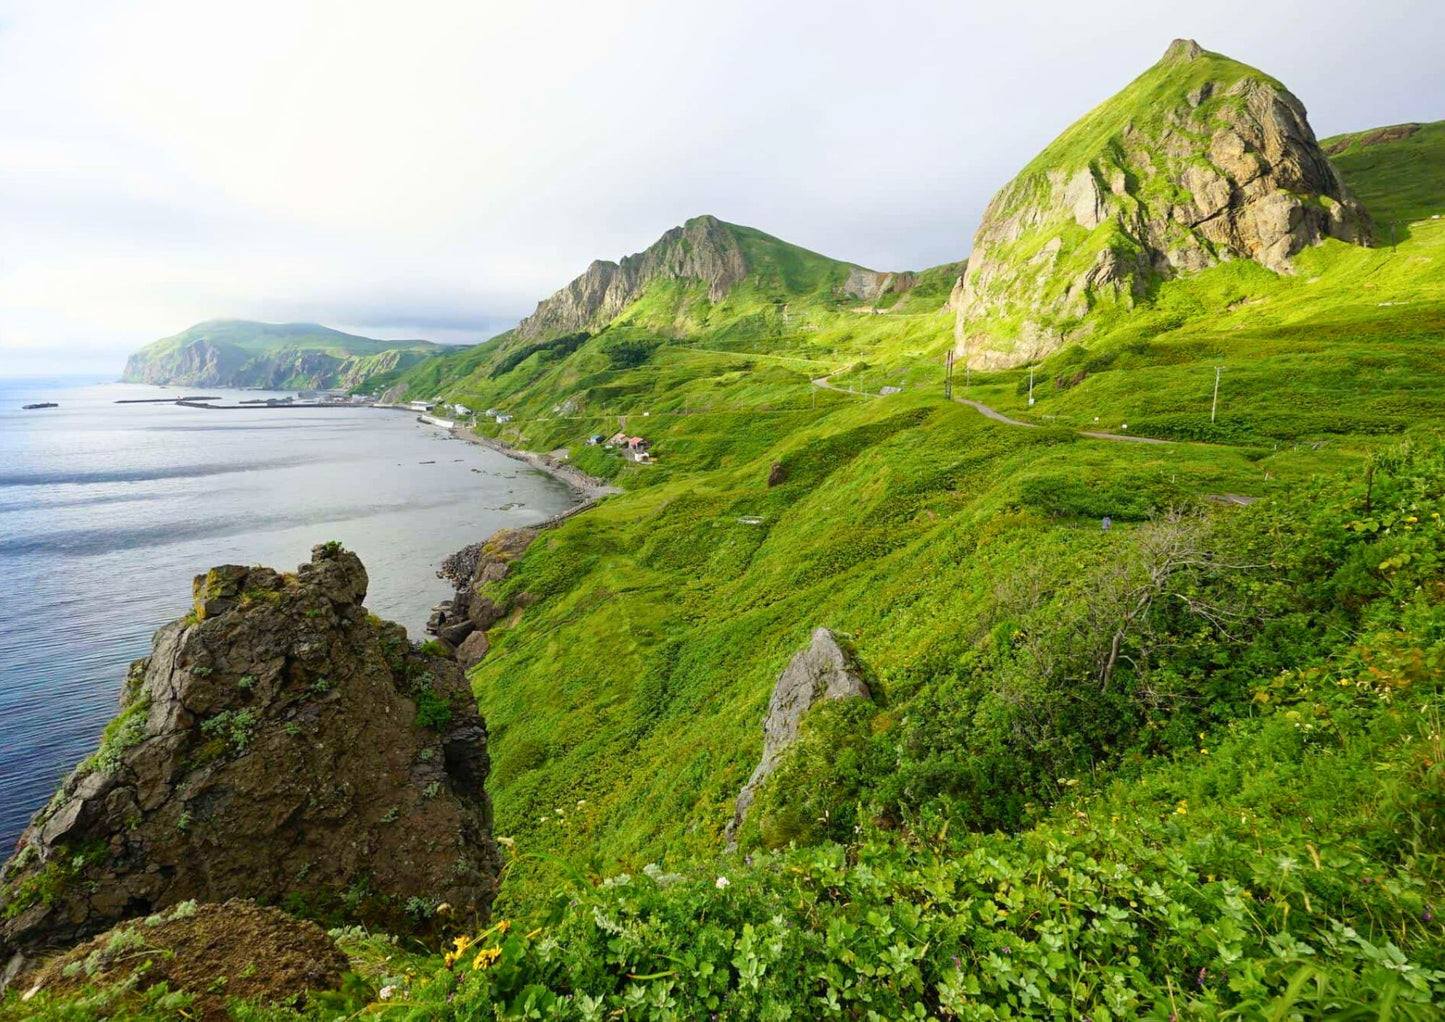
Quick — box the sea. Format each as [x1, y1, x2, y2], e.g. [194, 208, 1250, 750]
[0, 378, 576, 850]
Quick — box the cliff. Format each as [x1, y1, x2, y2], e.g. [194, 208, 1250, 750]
[952, 39, 1372, 368]
[0, 544, 500, 972]
[121, 320, 447, 390]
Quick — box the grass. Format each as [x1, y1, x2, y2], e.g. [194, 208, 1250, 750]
[1325, 119, 1445, 226]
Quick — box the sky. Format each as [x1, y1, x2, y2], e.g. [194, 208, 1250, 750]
[1, 0, 1441, 376]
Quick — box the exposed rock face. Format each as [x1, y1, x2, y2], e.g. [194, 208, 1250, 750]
[516, 216, 750, 341]
[726, 628, 872, 847]
[0, 545, 501, 969]
[429, 527, 539, 668]
[843, 268, 917, 303]
[952, 39, 1372, 369]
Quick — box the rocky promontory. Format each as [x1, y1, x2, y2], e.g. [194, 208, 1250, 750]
[0, 544, 501, 977]
[952, 39, 1372, 369]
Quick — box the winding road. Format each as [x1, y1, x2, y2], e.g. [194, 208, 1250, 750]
[811, 374, 1169, 445]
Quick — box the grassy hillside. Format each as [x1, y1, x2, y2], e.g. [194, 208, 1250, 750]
[9, 107, 1444, 1018]
[1325, 119, 1445, 226]
[121, 319, 448, 389]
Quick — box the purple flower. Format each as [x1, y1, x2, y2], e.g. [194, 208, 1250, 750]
[1002, 947, 1011, 955]
[951, 955, 961, 968]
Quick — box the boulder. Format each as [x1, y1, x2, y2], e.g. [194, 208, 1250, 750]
[725, 628, 871, 847]
[456, 630, 491, 670]
[0, 544, 501, 978]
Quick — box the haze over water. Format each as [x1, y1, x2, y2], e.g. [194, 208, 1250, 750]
[0, 379, 576, 848]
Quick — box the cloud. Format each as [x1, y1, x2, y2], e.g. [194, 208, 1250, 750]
[0, 0, 1441, 375]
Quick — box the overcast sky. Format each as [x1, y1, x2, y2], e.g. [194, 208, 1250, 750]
[1, 0, 1440, 375]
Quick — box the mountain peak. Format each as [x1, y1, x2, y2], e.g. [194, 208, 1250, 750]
[1162, 38, 1204, 63]
[951, 39, 1371, 369]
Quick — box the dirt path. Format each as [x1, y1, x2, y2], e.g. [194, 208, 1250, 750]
[812, 372, 1169, 445]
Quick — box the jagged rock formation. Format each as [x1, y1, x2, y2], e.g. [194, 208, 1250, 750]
[121, 319, 445, 390]
[0, 544, 501, 971]
[726, 628, 872, 847]
[953, 38, 1372, 369]
[516, 216, 750, 341]
[513, 215, 911, 342]
[429, 528, 539, 667]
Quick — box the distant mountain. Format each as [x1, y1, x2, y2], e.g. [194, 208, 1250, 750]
[120, 320, 449, 390]
[514, 214, 917, 344]
[953, 38, 1372, 369]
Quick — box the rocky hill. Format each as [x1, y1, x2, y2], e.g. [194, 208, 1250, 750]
[514, 214, 910, 343]
[952, 38, 1372, 369]
[0, 544, 500, 974]
[121, 319, 449, 390]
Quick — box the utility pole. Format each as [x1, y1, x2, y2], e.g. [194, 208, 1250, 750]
[1028, 365, 1035, 407]
[1211, 366, 1224, 423]
[944, 349, 954, 400]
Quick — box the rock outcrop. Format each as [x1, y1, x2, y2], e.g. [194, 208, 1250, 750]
[428, 528, 539, 668]
[952, 39, 1372, 369]
[726, 628, 872, 847]
[0, 544, 501, 973]
[19, 900, 350, 1014]
[516, 216, 750, 341]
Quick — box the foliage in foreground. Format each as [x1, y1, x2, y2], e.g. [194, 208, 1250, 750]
[9, 441, 1443, 1021]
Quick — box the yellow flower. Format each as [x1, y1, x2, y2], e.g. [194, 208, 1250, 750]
[473, 947, 502, 971]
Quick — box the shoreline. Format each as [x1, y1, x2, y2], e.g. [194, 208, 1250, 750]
[446, 423, 621, 503]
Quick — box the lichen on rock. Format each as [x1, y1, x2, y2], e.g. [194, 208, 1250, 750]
[0, 544, 501, 979]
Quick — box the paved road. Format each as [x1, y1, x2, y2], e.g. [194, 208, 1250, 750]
[814, 374, 1169, 445]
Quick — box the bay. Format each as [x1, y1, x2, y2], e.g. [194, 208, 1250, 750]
[0, 378, 575, 848]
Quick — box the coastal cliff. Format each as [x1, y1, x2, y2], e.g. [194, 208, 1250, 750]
[0, 544, 500, 977]
[121, 320, 447, 390]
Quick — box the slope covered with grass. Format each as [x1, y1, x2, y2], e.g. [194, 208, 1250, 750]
[1325, 119, 1445, 226]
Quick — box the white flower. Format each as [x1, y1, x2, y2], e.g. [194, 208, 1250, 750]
[378, 986, 397, 1000]
[715, 875, 730, 889]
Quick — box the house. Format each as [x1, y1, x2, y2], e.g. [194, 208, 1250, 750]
[494, 413, 513, 424]
[880, 385, 902, 396]
[626, 437, 650, 452]
[606, 431, 629, 447]
[453, 404, 473, 416]
[587, 435, 605, 446]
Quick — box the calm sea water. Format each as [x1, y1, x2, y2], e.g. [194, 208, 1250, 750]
[0, 378, 575, 849]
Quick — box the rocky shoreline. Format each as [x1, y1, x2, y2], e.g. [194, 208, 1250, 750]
[450, 427, 619, 501]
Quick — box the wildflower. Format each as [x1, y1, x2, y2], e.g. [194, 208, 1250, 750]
[473, 946, 502, 971]
[716, 875, 730, 889]
[576, 799, 587, 807]
[444, 933, 475, 967]
[379, 985, 397, 1000]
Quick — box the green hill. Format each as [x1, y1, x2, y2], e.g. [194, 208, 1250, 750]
[8, 43, 1445, 1022]
[1324, 119, 1445, 226]
[953, 38, 1370, 370]
[120, 319, 449, 390]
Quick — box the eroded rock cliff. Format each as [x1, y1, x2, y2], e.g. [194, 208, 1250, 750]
[952, 39, 1371, 369]
[0, 544, 501, 970]
[516, 215, 750, 341]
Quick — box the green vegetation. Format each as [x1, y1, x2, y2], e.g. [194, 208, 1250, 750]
[1325, 120, 1445, 226]
[119, 319, 454, 390]
[8, 61, 1445, 1017]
